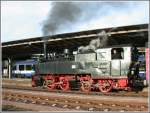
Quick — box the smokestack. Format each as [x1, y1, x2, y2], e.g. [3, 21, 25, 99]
[43, 40, 48, 60]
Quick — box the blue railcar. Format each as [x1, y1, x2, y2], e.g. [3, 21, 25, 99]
[12, 60, 38, 78]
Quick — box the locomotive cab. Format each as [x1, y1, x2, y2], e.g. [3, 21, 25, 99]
[95, 46, 131, 77]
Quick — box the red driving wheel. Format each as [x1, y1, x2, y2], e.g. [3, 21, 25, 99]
[46, 76, 55, 90]
[99, 80, 113, 93]
[59, 77, 70, 91]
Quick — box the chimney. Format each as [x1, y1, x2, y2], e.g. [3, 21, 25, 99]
[43, 40, 48, 60]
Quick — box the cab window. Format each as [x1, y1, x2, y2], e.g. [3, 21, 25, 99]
[111, 48, 124, 60]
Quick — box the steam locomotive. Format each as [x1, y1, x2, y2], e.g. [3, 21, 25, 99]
[32, 45, 148, 92]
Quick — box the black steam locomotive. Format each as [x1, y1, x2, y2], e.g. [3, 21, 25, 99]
[32, 44, 148, 93]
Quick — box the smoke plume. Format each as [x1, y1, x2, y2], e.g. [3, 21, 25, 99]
[42, 2, 131, 36]
[78, 30, 108, 53]
[42, 2, 81, 35]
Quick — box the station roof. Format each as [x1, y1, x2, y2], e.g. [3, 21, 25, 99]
[2, 24, 148, 60]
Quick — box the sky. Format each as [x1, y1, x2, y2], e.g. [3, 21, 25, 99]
[1, 1, 149, 42]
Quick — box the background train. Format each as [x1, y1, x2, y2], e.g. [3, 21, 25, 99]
[32, 44, 148, 93]
[12, 60, 38, 78]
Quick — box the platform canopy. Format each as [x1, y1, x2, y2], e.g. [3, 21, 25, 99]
[2, 24, 148, 60]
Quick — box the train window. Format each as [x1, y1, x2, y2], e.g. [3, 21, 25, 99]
[26, 65, 32, 70]
[19, 65, 24, 71]
[111, 48, 124, 60]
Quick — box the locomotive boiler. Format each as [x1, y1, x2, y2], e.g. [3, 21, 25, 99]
[32, 45, 147, 93]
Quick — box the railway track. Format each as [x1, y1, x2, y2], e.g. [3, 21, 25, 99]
[2, 84, 148, 98]
[2, 88, 148, 111]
